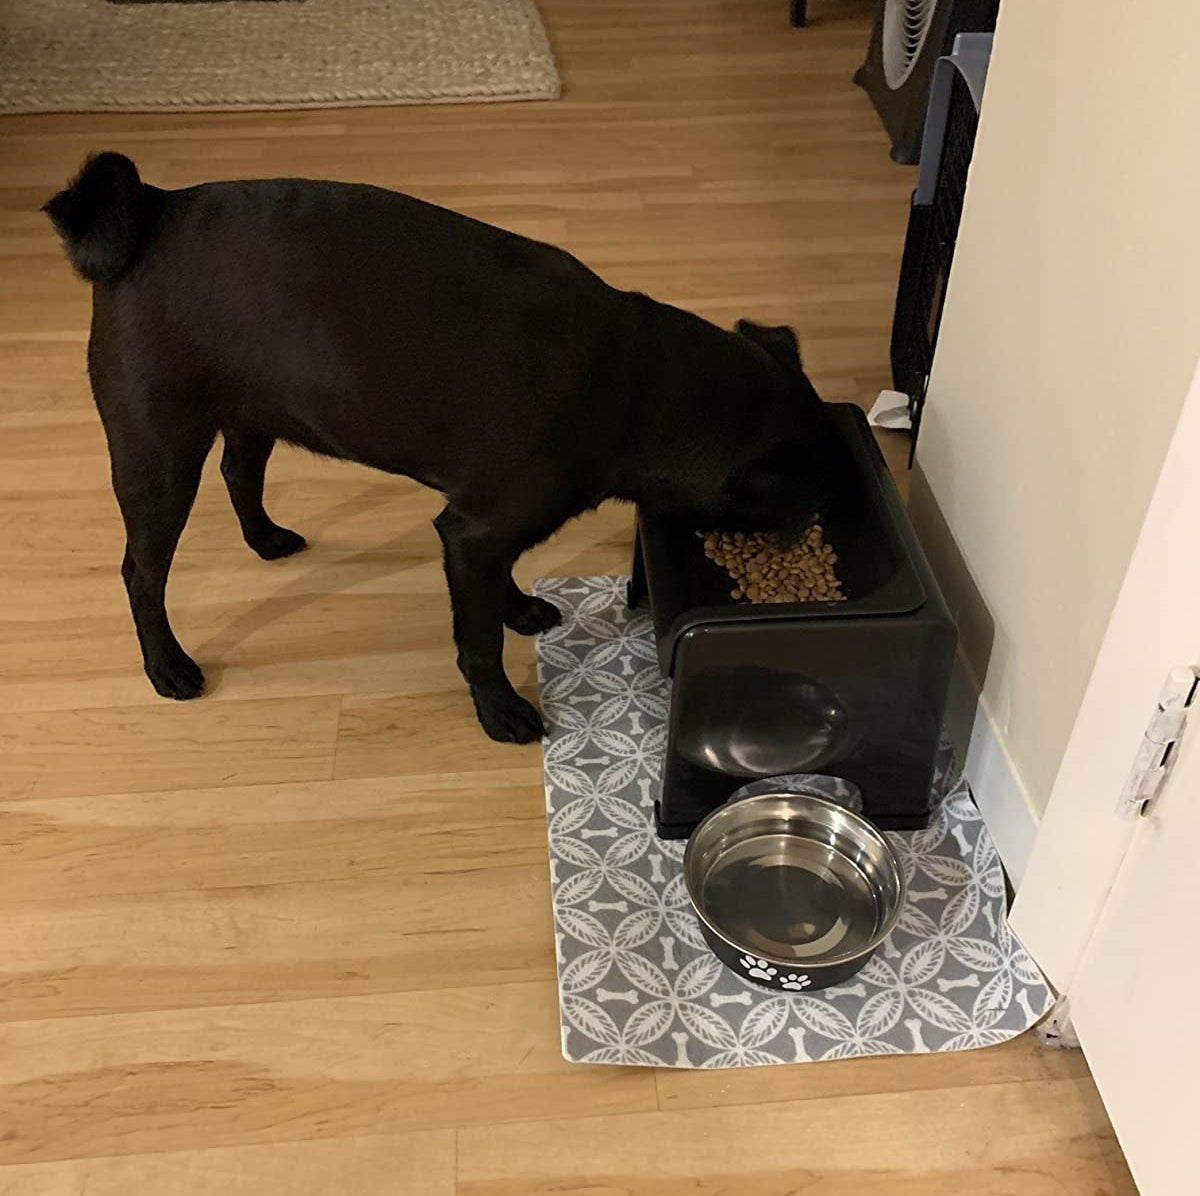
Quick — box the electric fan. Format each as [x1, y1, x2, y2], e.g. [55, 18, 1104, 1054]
[855, 0, 998, 163]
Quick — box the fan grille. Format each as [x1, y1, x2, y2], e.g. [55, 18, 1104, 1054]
[881, 0, 940, 89]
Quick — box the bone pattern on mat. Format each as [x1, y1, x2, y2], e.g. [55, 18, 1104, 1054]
[535, 576, 1052, 1069]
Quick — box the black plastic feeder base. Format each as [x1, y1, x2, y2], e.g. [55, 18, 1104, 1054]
[635, 404, 957, 841]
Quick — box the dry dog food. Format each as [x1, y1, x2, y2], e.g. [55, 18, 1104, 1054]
[701, 524, 845, 604]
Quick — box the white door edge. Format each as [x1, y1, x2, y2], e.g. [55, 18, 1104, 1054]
[1010, 351, 1200, 993]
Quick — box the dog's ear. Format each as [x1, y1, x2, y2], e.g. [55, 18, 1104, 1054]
[736, 319, 801, 367]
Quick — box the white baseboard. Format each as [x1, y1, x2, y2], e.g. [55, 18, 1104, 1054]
[946, 653, 1040, 887]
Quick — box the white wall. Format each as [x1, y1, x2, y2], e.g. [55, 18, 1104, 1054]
[914, 0, 1200, 820]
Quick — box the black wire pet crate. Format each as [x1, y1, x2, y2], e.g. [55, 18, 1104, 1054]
[890, 32, 992, 460]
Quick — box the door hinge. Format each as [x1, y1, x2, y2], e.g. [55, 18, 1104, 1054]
[1116, 666, 1200, 819]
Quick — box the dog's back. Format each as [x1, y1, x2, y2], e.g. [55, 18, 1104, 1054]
[45, 153, 654, 498]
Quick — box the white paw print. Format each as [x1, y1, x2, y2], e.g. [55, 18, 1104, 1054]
[780, 973, 812, 991]
[738, 955, 777, 981]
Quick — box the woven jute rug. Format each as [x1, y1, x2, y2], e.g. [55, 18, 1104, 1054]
[0, 0, 560, 113]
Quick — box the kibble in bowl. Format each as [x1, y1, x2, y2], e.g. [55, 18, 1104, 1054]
[700, 524, 845, 604]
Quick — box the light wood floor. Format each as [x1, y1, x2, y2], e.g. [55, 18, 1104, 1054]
[0, 1, 1133, 1192]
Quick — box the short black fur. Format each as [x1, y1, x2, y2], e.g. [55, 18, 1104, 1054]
[44, 153, 840, 743]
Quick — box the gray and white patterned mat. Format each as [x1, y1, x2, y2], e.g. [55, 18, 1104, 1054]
[534, 576, 1053, 1068]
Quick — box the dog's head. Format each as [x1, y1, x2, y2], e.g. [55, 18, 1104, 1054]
[719, 431, 841, 538]
[716, 320, 845, 536]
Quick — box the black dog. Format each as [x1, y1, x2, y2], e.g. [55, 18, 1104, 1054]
[44, 152, 839, 744]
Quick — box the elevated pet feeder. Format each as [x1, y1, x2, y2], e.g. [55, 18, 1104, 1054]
[629, 403, 956, 839]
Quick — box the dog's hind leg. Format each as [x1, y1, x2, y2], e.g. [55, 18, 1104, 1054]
[108, 422, 214, 700]
[220, 428, 307, 560]
[435, 505, 547, 743]
[503, 577, 562, 636]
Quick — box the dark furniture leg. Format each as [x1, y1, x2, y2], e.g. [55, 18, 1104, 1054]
[791, 0, 808, 27]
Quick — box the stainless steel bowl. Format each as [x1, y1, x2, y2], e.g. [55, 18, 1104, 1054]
[683, 791, 906, 991]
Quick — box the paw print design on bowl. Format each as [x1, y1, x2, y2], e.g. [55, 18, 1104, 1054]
[738, 955, 778, 981]
[780, 973, 812, 991]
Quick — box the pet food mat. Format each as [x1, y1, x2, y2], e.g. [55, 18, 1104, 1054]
[534, 576, 1053, 1069]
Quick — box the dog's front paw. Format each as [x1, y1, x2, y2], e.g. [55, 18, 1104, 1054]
[250, 524, 307, 561]
[505, 594, 563, 636]
[475, 692, 546, 744]
[146, 647, 205, 701]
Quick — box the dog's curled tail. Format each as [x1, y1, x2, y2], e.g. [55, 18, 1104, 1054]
[43, 152, 149, 285]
